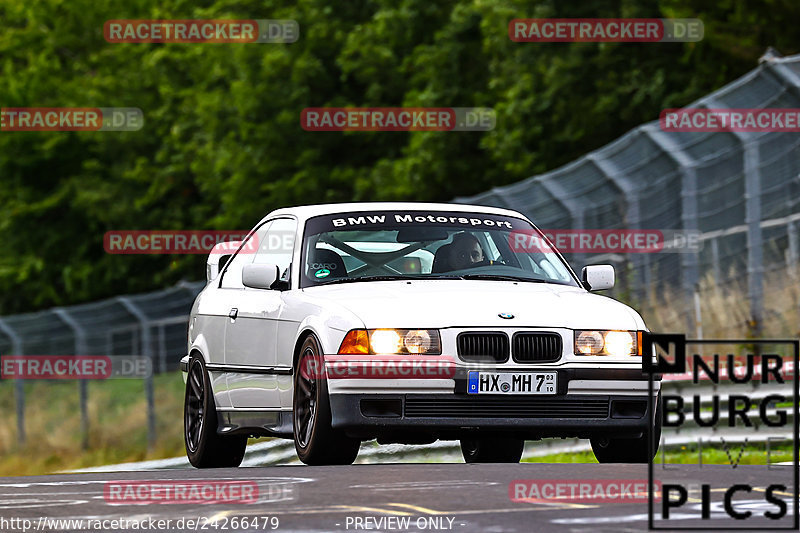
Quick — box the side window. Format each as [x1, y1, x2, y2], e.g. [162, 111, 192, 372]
[220, 222, 272, 288]
[253, 218, 297, 282]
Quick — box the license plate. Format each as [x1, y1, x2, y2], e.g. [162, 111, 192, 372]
[467, 371, 557, 395]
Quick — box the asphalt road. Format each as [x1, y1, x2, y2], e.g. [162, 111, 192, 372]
[0, 463, 795, 532]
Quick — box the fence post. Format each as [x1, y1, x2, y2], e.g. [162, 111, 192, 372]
[710, 237, 721, 282]
[589, 154, 645, 303]
[680, 165, 702, 334]
[538, 176, 587, 269]
[693, 284, 703, 339]
[743, 141, 764, 338]
[789, 222, 799, 329]
[158, 323, 167, 374]
[698, 97, 765, 339]
[787, 220, 798, 276]
[118, 297, 156, 452]
[0, 318, 24, 446]
[53, 308, 90, 450]
[643, 126, 700, 334]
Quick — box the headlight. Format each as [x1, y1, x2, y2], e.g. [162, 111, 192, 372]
[575, 331, 604, 355]
[574, 330, 639, 356]
[338, 329, 442, 355]
[604, 331, 634, 356]
[370, 330, 402, 354]
[403, 329, 437, 354]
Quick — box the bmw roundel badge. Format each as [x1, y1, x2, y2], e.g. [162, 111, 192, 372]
[498, 312, 514, 319]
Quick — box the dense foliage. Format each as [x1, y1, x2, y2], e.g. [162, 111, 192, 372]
[1, 0, 798, 312]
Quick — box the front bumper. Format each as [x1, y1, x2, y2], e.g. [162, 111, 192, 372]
[330, 391, 657, 441]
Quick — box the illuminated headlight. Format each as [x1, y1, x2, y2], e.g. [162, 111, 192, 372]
[574, 330, 639, 356]
[370, 330, 403, 354]
[339, 329, 442, 355]
[371, 329, 441, 355]
[604, 331, 634, 356]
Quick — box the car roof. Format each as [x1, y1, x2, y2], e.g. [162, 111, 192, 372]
[259, 202, 529, 225]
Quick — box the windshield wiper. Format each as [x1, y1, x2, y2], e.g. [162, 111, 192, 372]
[316, 274, 469, 286]
[460, 274, 550, 283]
[315, 274, 421, 285]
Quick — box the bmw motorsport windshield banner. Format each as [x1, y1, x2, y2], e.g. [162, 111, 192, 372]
[304, 211, 533, 235]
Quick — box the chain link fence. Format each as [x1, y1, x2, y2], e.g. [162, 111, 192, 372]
[455, 49, 800, 340]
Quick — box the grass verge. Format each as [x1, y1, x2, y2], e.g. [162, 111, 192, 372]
[0, 371, 186, 476]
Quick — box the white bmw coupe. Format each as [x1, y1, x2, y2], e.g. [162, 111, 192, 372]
[182, 202, 661, 466]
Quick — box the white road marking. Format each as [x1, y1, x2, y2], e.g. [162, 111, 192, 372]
[0, 499, 88, 509]
[350, 480, 499, 491]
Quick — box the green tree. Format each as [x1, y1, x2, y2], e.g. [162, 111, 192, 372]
[0, 0, 798, 312]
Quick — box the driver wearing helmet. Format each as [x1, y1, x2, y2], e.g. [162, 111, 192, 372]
[448, 232, 485, 270]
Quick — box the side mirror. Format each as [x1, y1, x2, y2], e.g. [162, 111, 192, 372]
[582, 265, 615, 291]
[206, 241, 242, 282]
[242, 263, 279, 290]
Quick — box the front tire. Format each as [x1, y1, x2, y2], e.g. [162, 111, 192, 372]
[591, 394, 662, 463]
[293, 335, 360, 465]
[184, 356, 247, 468]
[460, 436, 524, 463]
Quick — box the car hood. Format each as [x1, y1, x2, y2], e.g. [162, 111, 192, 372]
[304, 280, 644, 330]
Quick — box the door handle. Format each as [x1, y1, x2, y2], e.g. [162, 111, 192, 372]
[229, 308, 238, 320]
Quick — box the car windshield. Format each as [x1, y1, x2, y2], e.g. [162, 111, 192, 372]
[300, 210, 579, 288]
